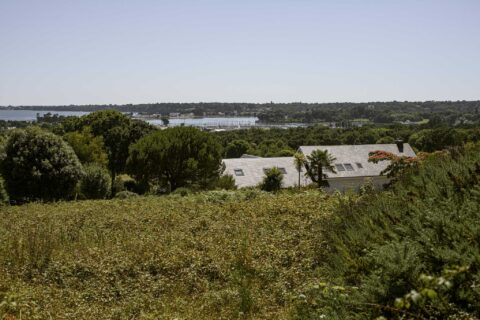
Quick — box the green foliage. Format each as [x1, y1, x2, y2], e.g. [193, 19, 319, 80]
[304, 149, 336, 188]
[0, 127, 83, 202]
[296, 143, 480, 319]
[291, 283, 354, 320]
[171, 187, 193, 197]
[0, 190, 332, 318]
[63, 110, 154, 189]
[63, 127, 108, 167]
[114, 190, 139, 199]
[257, 139, 294, 157]
[0, 177, 8, 205]
[216, 174, 237, 190]
[293, 152, 306, 188]
[408, 127, 467, 152]
[80, 163, 112, 199]
[127, 126, 223, 191]
[224, 139, 251, 158]
[189, 189, 268, 204]
[375, 136, 395, 144]
[215, 125, 480, 157]
[260, 167, 284, 192]
[113, 174, 138, 194]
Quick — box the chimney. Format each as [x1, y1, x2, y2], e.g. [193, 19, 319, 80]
[395, 139, 404, 153]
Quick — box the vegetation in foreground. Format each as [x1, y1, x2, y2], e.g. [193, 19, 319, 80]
[296, 143, 480, 319]
[0, 190, 335, 319]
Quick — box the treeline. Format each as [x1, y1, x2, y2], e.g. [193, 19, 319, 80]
[0, 110, 229, 204]
[216, 125, 480, 158]
[3, 100, 480, 124]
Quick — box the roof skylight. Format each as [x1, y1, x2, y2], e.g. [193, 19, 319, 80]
[234, 169, 244, 176]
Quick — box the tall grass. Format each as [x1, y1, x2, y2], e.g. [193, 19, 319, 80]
[0, 190, 334, 319]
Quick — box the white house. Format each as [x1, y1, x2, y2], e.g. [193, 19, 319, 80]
[222, 156, 310, 188]
[222, 141, 416, 191]
[298, 141, 416, 191]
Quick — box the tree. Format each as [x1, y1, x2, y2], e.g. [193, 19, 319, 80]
[293, 152, 306, 188]
[260, 167, 283, 192]
[0, 127, 84, 202]
[63, 127, 108, 167]
[304, 150, 336, 188]
[161, 116, 169, 126]
[127, 126, 223, 191]
[368, 150, 443, 186]
[225, 139, 250, 158]
[63, 110, 154, 193]
[79, 163, 111, 199]
[408, 128, 465, 152]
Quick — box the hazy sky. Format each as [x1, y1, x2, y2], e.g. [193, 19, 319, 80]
[1, 0, 479, 105]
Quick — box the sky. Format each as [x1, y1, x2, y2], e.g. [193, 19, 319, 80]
[0, 0, 479, 105]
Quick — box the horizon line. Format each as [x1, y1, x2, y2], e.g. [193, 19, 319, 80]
[2, 99, 480, 108]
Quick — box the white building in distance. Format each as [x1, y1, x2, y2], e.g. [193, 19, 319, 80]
[222, 156, 310, 188]
[222, 141, 416, 191]
[298, 142, 416, 191]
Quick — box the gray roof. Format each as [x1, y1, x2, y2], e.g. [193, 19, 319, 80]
[298, 143, 416, 179]
[240, 154, 261, 158]
[222, 157, 310, 188]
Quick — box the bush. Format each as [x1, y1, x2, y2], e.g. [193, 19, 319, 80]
[260, 167, 283, 192]
[296, 143, 480, 319]
[0, 176, 9, 205]
[0, 127, 84, 202]
[113, 174, 137, 194]
[171, 187, 192, 197]
[80, 164, 111, 199]
[216, 174, 237, 190]
[114, 190, 139, 199]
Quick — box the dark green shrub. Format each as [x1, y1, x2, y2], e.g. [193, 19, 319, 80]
[171, 187, 192, 197]
[297, 143, 480, 319]
[113, 174, 136, 194]
[260, 167, 283, 192]
[80, 164, 111, 199]
[216, 174, 237, 190]
[224, 139, 250, 158]
[0, 127, 84, 202]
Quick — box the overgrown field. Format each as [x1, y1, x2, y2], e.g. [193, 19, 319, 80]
[0, 190, 336, 319]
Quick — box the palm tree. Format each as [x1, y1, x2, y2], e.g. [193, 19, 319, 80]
[293, 152, 306, 188]
[304, 150, 336, 188]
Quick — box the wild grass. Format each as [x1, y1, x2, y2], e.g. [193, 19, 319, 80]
[0, 189, 336, 319]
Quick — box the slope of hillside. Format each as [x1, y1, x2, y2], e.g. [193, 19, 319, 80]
[296, 143, 480, 319]
[0, 190, 336, 319]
